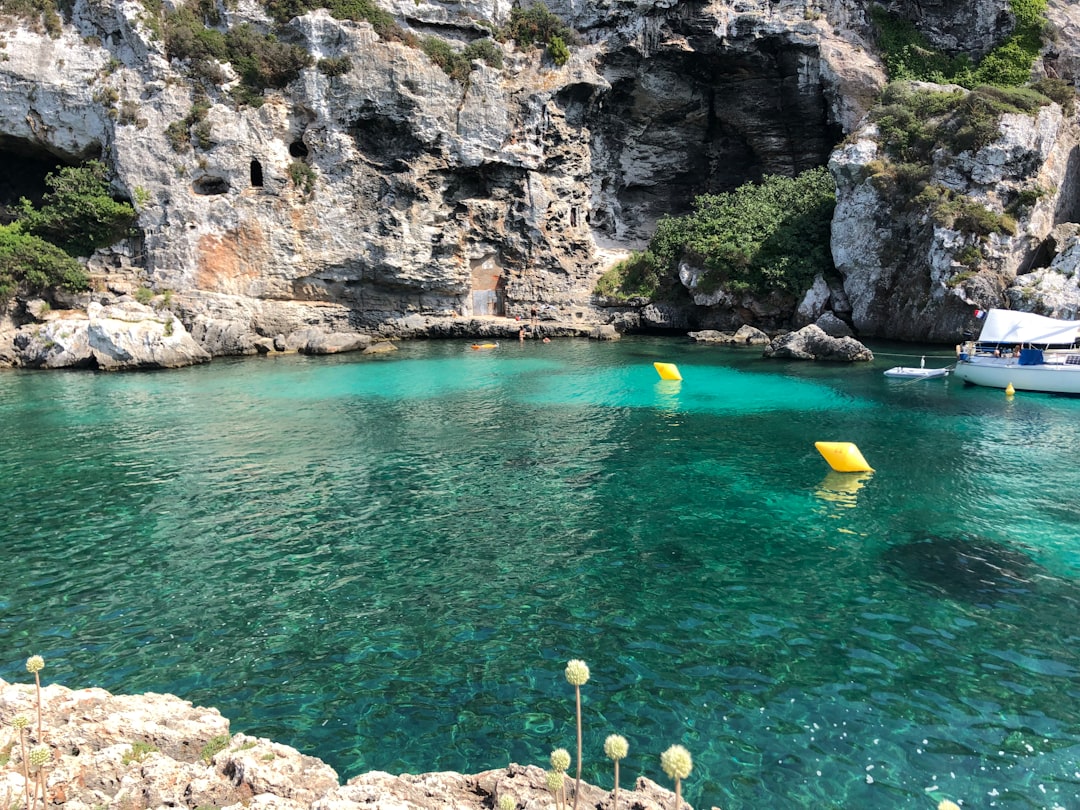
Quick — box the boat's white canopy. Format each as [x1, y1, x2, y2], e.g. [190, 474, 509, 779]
[978, 309, 1080, 345]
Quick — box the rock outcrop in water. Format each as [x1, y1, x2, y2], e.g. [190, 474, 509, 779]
[0, 679, 691, 810]
[0, 0, 1078, 366]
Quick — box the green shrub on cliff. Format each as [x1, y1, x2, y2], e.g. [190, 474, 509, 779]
[594, 251, 666, 302]
[0, 224, 89, 301]
[17, 161, 136, 259]
[596, 169, 835, 301]
[264, 0, 405, 41]
[870, 0, 1049, 88]
[656, 167, 836, 298]
[163, 4, 313, 102]
[872, 82, 1056, 163]
[0, 0, 62, 36]
[503, 3, 564, 47]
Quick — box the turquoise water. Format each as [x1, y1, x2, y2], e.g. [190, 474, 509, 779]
[3, 336, 1080, 809]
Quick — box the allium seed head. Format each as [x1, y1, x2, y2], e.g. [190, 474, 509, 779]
[545, 770, 565, 792]
[25, 656, 44, 674]
[11, 715, 30, 730]
[564, 659, 589, 687]
[550, 748, 571, 773]
[938, 802, 962, 810]
[660, 745, 692, 781]
[604, 734, 628, 761]
[28, 745, 50, 768]
[498, 794, 516, 810]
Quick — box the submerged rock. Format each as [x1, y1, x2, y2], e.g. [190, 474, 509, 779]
[881, 534, 1046, 602]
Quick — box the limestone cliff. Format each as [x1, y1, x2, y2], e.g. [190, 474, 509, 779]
[0, 0, 1077, 363]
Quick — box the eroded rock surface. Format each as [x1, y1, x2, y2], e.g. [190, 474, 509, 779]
[0, 679, 691, 810]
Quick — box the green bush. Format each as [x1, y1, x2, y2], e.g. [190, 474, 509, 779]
[317, 55, 351, 76]
[199, 734, 230, 764]
[547, 35, 569, 66]
[17, 161, 137, 258]
[594, 251, 664, 301]
[502, 3, 574, 49]
[871, 83, 1052, 164]
[0, 0, 64, 36]
[462, 38, 503, 70]
[226, 23, 313, 91]
[421, 36, 502, 82]
[0, 224, 89, 300]
[288, 160, 317, 196]
[163, 5, 313, 100]
[1031, 77, 1077, 115]
[644, 167, 836, 298]
[870, 0, 1047, 88]
[421, 36, 470, 82]
[121, 741, 158, 765]
[264, 0, 403, 40]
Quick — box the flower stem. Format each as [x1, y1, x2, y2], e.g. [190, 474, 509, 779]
[19, 730, 29, 810]
[34, 673, 42, 741]
[573, 684, 582, 810]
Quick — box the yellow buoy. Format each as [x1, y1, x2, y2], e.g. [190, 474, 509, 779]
[653, 362, 683, 381]
[1005, 382, 1015, 396]
[815, 441, 874, 473]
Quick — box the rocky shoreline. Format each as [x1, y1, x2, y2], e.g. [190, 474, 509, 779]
[0, 283, 879, 370]
[0, 679, 696, 810]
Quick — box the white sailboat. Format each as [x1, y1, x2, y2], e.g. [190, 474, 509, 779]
[953, 309, 1080, 394]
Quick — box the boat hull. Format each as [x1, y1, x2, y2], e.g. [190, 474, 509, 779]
[953, 358, 1080, 394]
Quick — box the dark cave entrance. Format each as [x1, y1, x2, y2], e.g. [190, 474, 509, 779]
[250, 159, 264, 187]
[0, 137, 77, 224]
[589, 39, 844, 243]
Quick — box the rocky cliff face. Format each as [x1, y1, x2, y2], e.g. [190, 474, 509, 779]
[0, 0, 1077, 362]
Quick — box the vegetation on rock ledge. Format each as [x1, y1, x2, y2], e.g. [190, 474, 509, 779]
[1, 161, 135, 301]
[596, 168, 836, 302]
[870, 0, 1051, 89]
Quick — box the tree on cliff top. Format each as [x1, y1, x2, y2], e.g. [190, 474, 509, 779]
[17, 161, 136, 259]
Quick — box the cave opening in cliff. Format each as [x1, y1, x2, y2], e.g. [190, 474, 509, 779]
[289, 141, 309, 158]
[0, 138, 75, 225]
[250, 159, 264, 187]
[590, 40, 843, 245]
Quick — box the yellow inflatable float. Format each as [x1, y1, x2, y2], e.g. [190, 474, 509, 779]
[471, 342, 499, 350]
[814, 441, 874, 473]
[653, 362, 683, 381]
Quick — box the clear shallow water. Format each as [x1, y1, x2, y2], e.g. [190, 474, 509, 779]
[3, 337, 1080, 809]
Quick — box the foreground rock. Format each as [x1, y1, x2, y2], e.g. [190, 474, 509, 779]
[763, 324, 873, 361]
[0, 680, 691, 810]
[0, 301, 211, 371]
